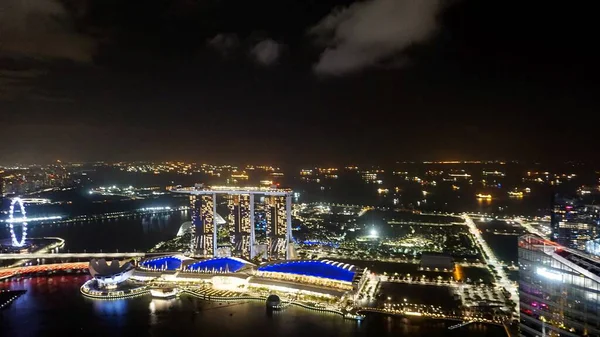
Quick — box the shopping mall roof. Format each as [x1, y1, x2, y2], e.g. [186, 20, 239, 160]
[257, 259, 356, 282]
[140, 255, 187, 271]
[185, 257, 253, 273]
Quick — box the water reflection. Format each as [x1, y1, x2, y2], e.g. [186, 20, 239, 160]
[1, 275, 508, 337]
[91, 297, 129, 316]
[150, 298, 182, 312]
[141, 214, 171, 234]
[0, 211, 187, 252]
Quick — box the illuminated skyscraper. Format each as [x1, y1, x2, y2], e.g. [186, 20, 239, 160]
[265, 196, 289, 259]
[519, 235, 600, 336]
[189, 195, 201, 253]
[227, 194, 254, 258]
[551, 194, 594, 251]
[198, 194, 217, 256]
[183, 186, 292, 259]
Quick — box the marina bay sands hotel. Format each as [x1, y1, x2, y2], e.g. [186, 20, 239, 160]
[173, 185, 294, 260]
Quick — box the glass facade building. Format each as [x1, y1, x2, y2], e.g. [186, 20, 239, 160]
[519, 235, 600, 336]
[587, 238, 600, 257]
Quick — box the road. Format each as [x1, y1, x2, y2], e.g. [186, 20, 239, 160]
[462, 214, 519, 314]
[311, 253, 489, 269]
[0, 251, 180, 260]
[513, 218, 547, 238]
[380, 276, 461, 288]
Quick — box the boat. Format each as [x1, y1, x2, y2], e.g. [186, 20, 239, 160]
[475, 194, 492, 200]
[150, 288, 179, 299]
[508, 191, 523, 198]
[344, 312, 365, 321]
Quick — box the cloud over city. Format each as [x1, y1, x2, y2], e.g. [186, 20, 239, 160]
[250, 39, 282, 66]
[310, 0, 441, 75]
[0, 0, 94, 62]
[207, 33, 241, 55]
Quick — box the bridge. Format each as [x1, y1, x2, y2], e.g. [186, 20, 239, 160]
[0, 252, 181, 260]
[0, 262, 88, 280]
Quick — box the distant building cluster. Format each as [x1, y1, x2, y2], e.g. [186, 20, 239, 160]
[550, 194, 600, 251]
[0, 165, 76, 196]
[115, 162, 284, 185]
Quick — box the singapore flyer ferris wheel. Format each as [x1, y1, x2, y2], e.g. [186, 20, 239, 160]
[8, 197, 28, 247]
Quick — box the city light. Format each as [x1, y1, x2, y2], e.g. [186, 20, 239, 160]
[404, 311, 423, 316]
[139, 206, 172, 211]
[8, 197, 28, 247]
[3, 215, 62, 223]
[536, 267, 563, 281]
[4, 160, 594, 333]
[369, 229, 378, 238]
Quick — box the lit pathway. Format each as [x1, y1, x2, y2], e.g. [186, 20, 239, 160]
[381, 277, 461, 288]
[462, 214, 519, 314]
[0, 251, 180, 260]
[0, 262, 88, 280]
[312, 254, 488, 269]
[513, 218, 547, 238]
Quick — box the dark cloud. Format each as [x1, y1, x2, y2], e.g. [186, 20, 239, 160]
[207, 33, 240, 55]
[0, 0, 94, 62]
[0, 0, 598, 164]
[250, 39, 282, 66]
[0, 0, 95, 101]
[310, 0, 441, 75]
[0, 68, 44, 100]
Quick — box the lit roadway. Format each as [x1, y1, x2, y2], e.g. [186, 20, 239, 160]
[513, 218, 547, 238]
[312, 253, 489, 268]
[380, 276, 462, 288]
[462, 214, 519, 315]
[0, 252, 180, 260]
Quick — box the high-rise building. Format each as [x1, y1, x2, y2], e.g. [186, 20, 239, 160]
[199, 194, 216, 256]
[184, 186, 292, 260]
[551, 195, 594, 250]
[189, 194, 202, 253]
[226, 194, 254, 258]
[518, 234, 600, 336]
[265, 196, 289, 259]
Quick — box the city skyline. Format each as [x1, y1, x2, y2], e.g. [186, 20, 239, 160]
[2, 1, 600, 335]
[1, 159, 599, 169]
[2, 160, 600, 336]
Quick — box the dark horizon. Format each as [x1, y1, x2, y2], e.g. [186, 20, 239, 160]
[1, 159, 597, 170]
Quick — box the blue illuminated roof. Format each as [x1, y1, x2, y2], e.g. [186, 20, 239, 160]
[186, 257, 249, 273]
[140, 256, 184, 271]
[257, 260, 356, 282]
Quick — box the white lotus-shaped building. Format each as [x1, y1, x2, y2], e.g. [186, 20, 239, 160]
[89, 259, 135, 288]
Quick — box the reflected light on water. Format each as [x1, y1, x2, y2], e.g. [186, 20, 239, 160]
[92, 298, 128, 316]
[0, 275, 508, 337]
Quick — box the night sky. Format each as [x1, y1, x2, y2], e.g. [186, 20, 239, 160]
[0, 0, 597, 165]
